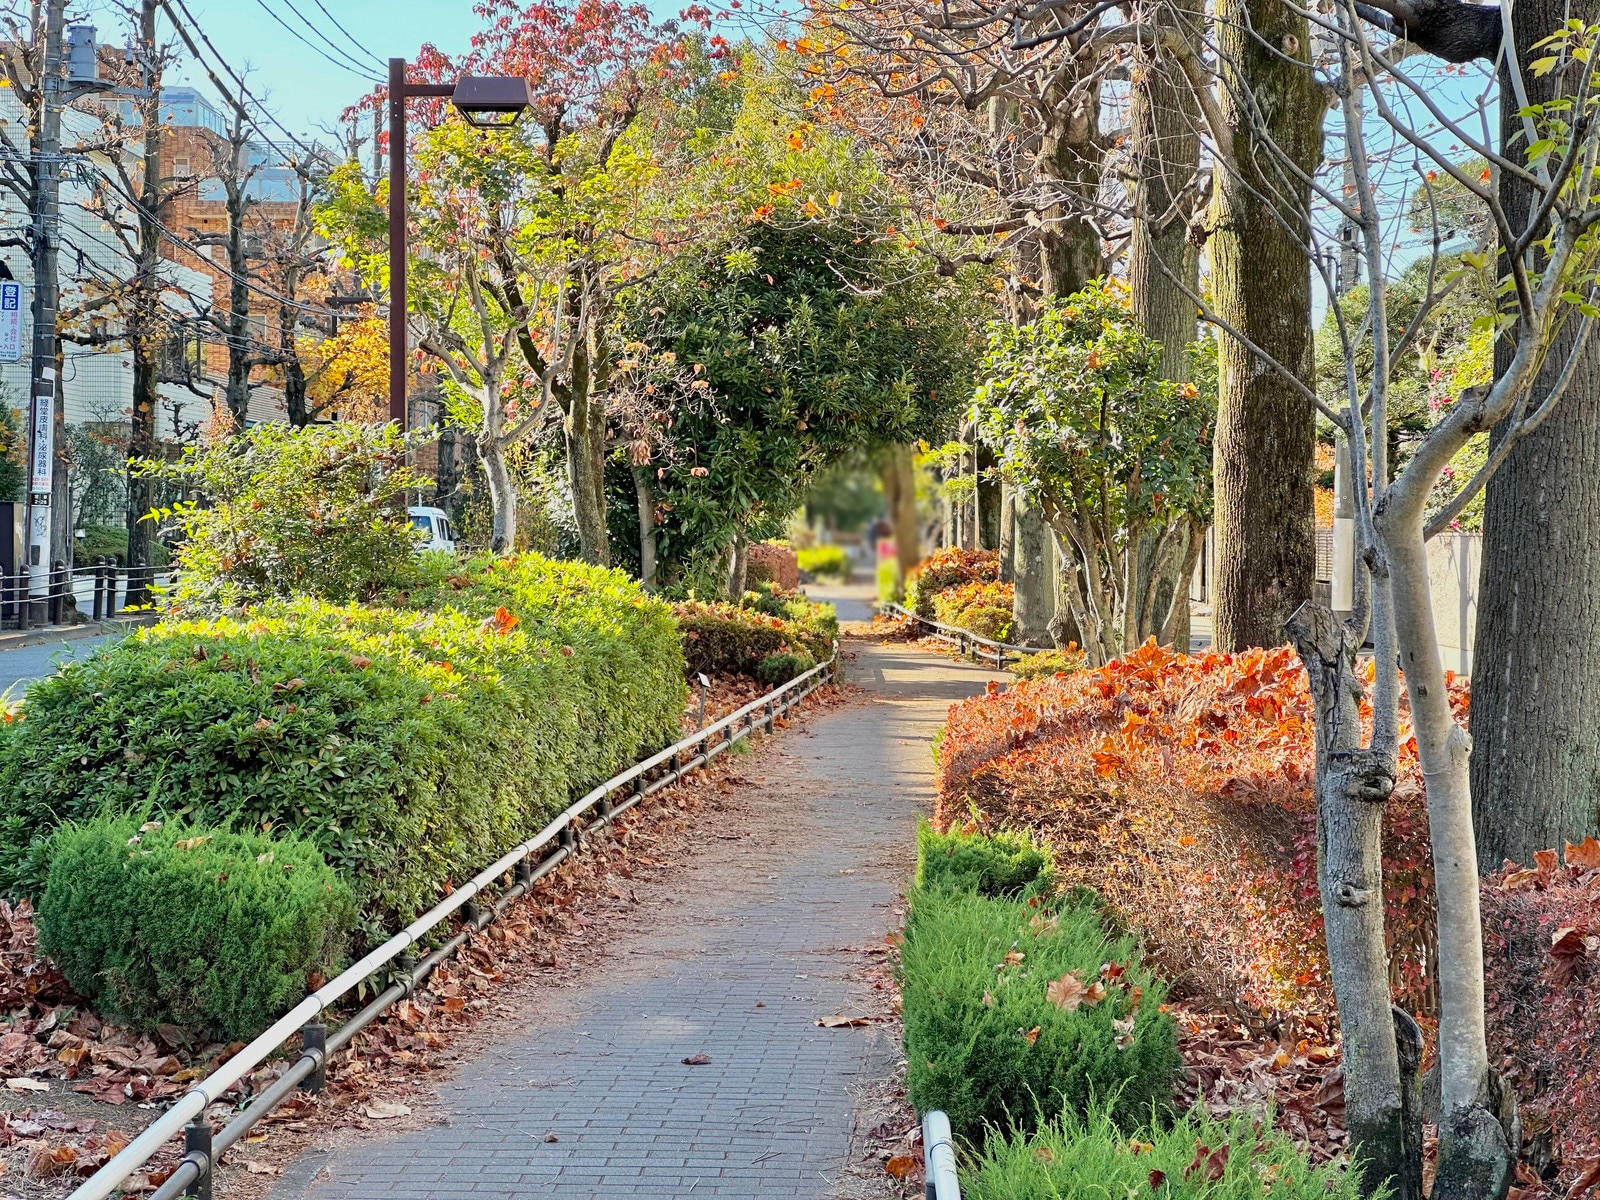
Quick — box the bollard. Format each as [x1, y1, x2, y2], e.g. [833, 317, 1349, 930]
[300, 1020, 328, 1092]
[91, 558, 104, 621]
[16, 569, 28, 631]
[182, 1120, 213, 1200]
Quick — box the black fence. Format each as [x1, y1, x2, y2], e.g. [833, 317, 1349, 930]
[0, 561, 162, 631]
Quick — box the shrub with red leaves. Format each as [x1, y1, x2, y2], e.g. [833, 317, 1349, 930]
[935, 640, 1442, 1035]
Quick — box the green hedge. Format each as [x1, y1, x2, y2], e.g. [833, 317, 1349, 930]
[797, 545, 851, 580]
[915, 820, 1051, 899]
[902, 828, 1180, 1146]
[962, 1106, 1367, 1200]
[673, 595, 834, 679]
[1010, 647, 1087, 680]
[756, 651, 817, 686]
[37, 815, 354, 1040]
[0, 556, 686, 933]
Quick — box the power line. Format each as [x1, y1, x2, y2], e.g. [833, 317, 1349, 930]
[247, 0, 384, 85]
[309, 0, 387, 70]
[163, 0, 333, 167]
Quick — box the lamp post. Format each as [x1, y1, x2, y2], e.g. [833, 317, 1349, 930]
[388, 60, 535, 428]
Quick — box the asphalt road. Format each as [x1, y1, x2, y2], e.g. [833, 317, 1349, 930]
[0, 634, 113, 699]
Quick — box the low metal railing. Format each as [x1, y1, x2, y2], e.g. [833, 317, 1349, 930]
[923, 1110, 960, 1199]
[68, 647, 840, 1200]
[878, 601, 1040, 668]
[0, 561, 166, 631]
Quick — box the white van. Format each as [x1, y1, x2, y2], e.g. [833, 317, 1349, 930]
[408, 506, 457, 553]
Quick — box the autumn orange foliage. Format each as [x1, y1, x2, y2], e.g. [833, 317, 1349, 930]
[935, 640, 1441, 1036]
[937, 639, 1600, 1178]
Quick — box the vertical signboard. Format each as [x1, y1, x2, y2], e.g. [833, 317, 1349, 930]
[0, 280, 21, 363]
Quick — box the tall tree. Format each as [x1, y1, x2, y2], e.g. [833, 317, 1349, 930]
[1470, 0, 1600, 867]
[1209, 0, 1324, 650]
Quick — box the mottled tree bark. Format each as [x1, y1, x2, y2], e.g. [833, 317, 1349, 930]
[1209, 0, 1323, 650]
[882, 443, 921, 601]
[632, 464, 657, 591]
[563, 338, 610, 566]
[1471, 0, 1600, 867]
[1011, 494, 1055, 646]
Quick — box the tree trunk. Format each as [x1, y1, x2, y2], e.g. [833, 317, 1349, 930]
[124, 0, 162, 609]
[436, 422, 462, 516]
[1209, 0, 1323, 651]
[727, 531, 748, 599]
[1471, 0, 1600, 867]
[998, 487, 1016, 585]
[1012, 494, 1055, 646]
[883, 443, 921, 600]
[977, 441, 1002, 551]
[480, 436, 517, 553]
[564, 342, 610, 566]
[632, 464, 656, 591]
[1379, 507, 1517, 1200]
[1287, 602, 1416, 1200]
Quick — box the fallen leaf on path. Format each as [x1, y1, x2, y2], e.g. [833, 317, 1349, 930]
[885, 1154, 917, 1179]
[245, 1161, 280, 1176]
[681, 1053, 712, 1065]
[6, 1077, 49, 1092]
[362, 1102, 411, 1120]
[543, 1132, 560, 1143]
[815, 1015, 872, 1028]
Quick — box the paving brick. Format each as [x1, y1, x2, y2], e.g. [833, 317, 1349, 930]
[271, 636, 1005, 1200]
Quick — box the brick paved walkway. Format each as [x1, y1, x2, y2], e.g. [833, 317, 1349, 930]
[272, 636, 1004, 1200]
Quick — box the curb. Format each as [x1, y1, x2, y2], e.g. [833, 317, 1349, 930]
[0, 613, 159, 653]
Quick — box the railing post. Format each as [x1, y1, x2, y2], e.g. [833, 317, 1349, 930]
[515, 857, 534, 887]
[597, 790, 613, 821]
[91, 557, 104, 621]
[301, 1020, 327, 1092]
[183, 1120, 213, 1199]
[48, 559, 65, 625]
[461, 898, 481, 928]
[16, 568, 28, 631]
[559, 822, 577, 852]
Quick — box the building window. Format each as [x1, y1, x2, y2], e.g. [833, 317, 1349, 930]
[173, 156, 192, 178]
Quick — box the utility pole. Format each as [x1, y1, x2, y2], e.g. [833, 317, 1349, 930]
[22, 0, 66, 619]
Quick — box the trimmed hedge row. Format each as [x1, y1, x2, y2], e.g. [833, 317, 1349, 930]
[673, 585, 836, 679]
[0, 555, 687, 933]
[38, 815, 354, 1040]
[902, 824, 1180, 1146]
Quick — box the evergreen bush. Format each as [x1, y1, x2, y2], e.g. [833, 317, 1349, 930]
[796, 545, 851, 581]
[37, 815, 354, 1040]
[915, 820, 1051, 898]
[962, 1105, 1369, 1200]
[902, 830, 1179, 1146]
[756, 651, 817, 686]
[0, 556, 685, 933]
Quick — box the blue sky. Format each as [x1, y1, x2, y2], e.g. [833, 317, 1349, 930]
[75, 0, 484, 142]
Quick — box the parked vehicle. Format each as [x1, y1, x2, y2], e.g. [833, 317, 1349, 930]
[408, 506, 457, 553]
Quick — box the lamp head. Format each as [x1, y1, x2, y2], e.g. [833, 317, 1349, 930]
[450, 76, 536, 129]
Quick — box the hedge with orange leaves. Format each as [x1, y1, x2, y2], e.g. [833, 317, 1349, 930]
[937, 639, 1600, 1179]
[935, 641, 1441, 1036]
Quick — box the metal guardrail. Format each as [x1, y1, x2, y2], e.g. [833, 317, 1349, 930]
[0, 561, 165, 631]
[923, 1110, 960, 1200]
[68, 646, 840, 1200]
[878, 601, 1040, 669]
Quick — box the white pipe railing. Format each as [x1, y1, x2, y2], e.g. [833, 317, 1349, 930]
[879, 601, 1038, 668]
[67, 646, 839, 1200]
[923, 1110, 961, 1200]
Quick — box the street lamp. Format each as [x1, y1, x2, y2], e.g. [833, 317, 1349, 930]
[388, 59, 536, 427]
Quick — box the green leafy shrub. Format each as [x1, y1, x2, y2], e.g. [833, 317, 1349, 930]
[144, 422, 431, 610]
[1010, 646, 1088, 680]
[74, 524, 171, 568]
[37, 815, 354, 1040]
[673, 599, 833, 678]
[902, 835, 1179, 1145]
[797, 544, 851, 580]
[908, 547, 1000, 618]
[0, 556, 685, 931]
[756, 651, 817, 686]
[916, 820, 1051, 898]
[962, 1106, 1368, 1200]
[954, 604, 1014, 642]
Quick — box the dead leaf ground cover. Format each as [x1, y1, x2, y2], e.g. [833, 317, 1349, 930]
[0, 671, 845, 1200]
[900, 634, 1599, 1196]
